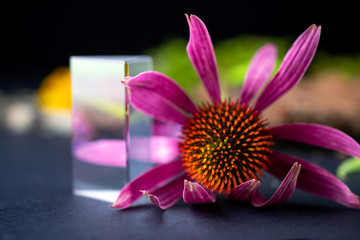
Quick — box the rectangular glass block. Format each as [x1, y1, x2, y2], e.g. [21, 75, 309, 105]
[71, 56, 152, 203]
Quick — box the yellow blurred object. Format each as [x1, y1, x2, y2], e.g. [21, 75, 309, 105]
[37, 66, 71, 112]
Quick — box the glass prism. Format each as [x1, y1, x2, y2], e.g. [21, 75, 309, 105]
[71, 56, 152, 203]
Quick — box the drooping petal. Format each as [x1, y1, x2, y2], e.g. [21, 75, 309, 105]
[186, 14, 221, 102]
[111, 160, 184, 209]
[141, 172, 186, 209]
[74, 139, 126, 167]
[123, 71, 197, 125]
[240, 44, 277, 106]
[268, 151, 360, 209]
[271, 123, 360, 159]
[227, 179, 261, 202]
[183, 180, 216, 204]
[250, 162, 301, 207]
[254, 24, 321, 112]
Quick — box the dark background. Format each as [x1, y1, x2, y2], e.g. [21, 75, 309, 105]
[1, 0, 358, 91]
[2, 2, 360, 238]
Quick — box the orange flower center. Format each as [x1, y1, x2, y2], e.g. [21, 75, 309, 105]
[179, 99, 274, 194]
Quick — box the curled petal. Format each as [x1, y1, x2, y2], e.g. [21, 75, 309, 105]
[111, 160, 184, 209]
[268, 152, 360, 209]
[271, 123, 360, 159]
[251, 162, 301, 207]
[186, 14, 221, 102]
[240, 44, 277, 106]
[228, 179, 261, 202]
[124, 71, 197, 125]
[183, 180, 216, 204]
[141, 172, 186, 210]
[255, 24, 321, 112]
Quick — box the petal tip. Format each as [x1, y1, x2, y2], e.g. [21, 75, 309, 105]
[140, 190, 149, 198]
[184, 179, 193, 191]
[310, 24, 321, 35]
[183, 180, 216, 204]
[185, 13, 192, 27]
[140, 190, 164, 209]
[228, 179, 261, 202]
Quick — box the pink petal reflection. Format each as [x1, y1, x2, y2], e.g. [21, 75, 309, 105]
[74, 139, 126, 167]
[74, 136, 179, 167]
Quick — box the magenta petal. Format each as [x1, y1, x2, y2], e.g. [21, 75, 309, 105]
[183, 180, 216, 204]
[271, 123, 360, 159]
[251, 162, 301, 207]
[227, 179, 261, 202]
[124, 71, 196, 125]
[74, 139, 126, 167]
[268, 152, 360, 209]
[141, 172, 186, 210]
[240, 44, 277, 106]
[111, 160, 184, 209]
[254, 24, 321, 112]
[186, 14, 221, 102]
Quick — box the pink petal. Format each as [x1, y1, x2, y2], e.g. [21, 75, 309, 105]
[251, 162, 301, 207]
[240, 44, 277, 106]
[268, 151, 360, 209]
[74, 139, 126, 167]
[141, 172, 186, 209]
[227, 179, 261, 202]
[271, 123, 360, 159]
[111, 160, 184, 209]
[254, 24, 321, 112]
[123, 71, 197, 125]
[186, 14, 221, 102]
[183, 180, 216, 204]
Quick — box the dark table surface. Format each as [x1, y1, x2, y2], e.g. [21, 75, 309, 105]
[1, 133, 360, 240]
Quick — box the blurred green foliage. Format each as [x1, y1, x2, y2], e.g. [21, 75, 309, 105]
[311, 52, 360, 77]
[336, 157, 360, 181]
